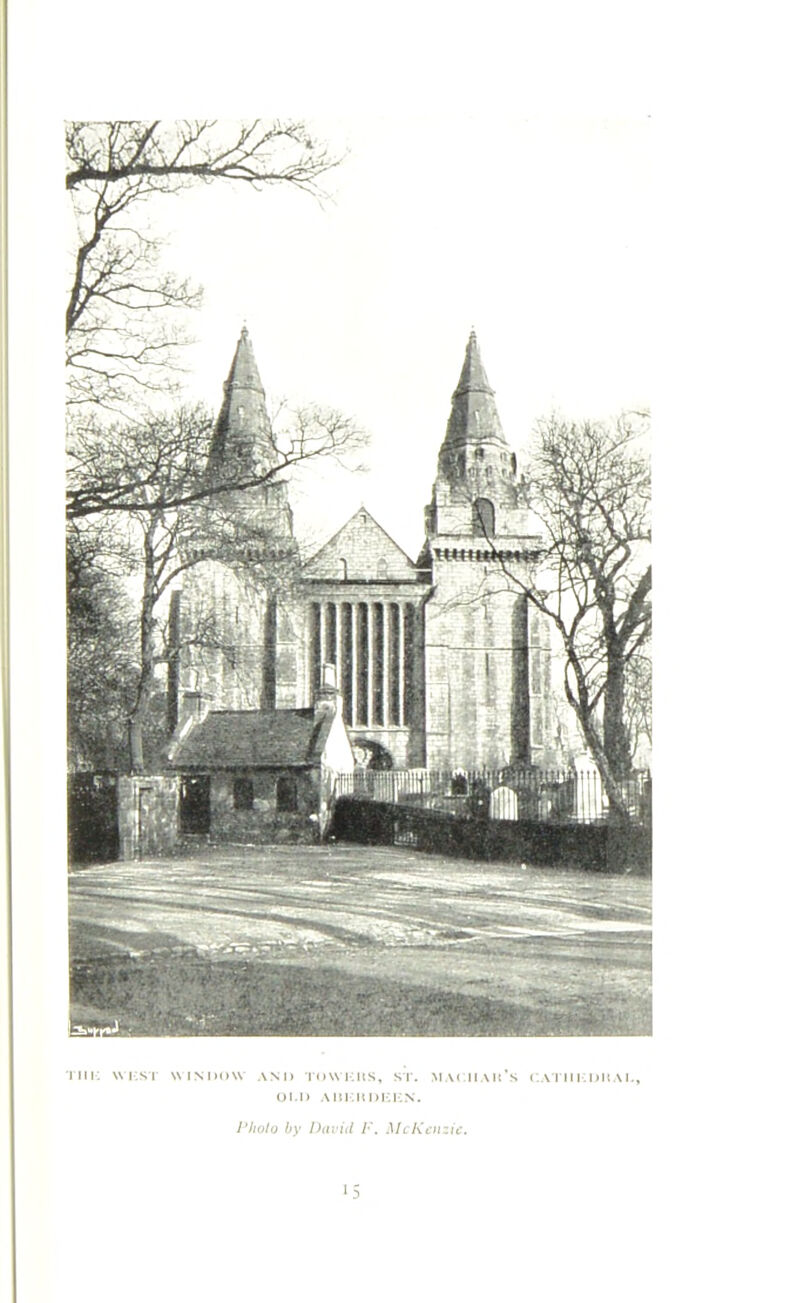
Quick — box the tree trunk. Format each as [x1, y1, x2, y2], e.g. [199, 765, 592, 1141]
[128, 651, 155, 773]
[128, 535, 159, 774]
[579, 714, 632, 826]
[128, 715, 145, 775]
[563, 660, 632, 826]
[603, 650, 633, 783]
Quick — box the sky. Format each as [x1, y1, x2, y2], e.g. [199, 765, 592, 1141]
[153, 115, 651, 558]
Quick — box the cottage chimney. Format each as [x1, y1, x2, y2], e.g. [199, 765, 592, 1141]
[314, 661, 342, 720]
[166, 690, 209, 763]
[180, 691, 209, 726]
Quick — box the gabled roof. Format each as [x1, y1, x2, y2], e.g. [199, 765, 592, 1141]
[303, 507, 420, 581]
[170, 707, 332, 770]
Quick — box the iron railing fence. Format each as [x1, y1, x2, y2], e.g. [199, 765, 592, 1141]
[336, 766, 651, 825]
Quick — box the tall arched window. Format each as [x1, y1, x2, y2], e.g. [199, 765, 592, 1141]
[473, 497, 495, 537]
[376, 557, 388, 578]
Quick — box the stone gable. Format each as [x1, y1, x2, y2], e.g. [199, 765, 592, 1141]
[303, 509, 419, 582]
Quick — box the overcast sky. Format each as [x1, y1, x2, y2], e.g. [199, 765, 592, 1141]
[146, 115, 651, 557]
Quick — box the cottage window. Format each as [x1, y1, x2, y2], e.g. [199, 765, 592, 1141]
[276, 775, 298, 813]
[233, 776, 254, 810]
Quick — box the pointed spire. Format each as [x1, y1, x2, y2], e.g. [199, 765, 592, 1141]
[428, 329, 519, 513]
[453, 328, 495, 399]
[224, 324, 265, 397]
[207, 326, 276, 479]
[440, 330, 508, 459]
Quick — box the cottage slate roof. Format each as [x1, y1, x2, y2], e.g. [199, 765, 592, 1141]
[170, 707, 332, 770]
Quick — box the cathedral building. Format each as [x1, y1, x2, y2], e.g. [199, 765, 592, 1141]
[168, 326, 555, 792]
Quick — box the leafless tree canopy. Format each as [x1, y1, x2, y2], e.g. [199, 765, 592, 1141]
[64, 120, 369, 773]
[67, 525, 141, 770]
[518, 412, 651, 815]
[624, 651, 652, 766]
[65, 120, 341, 414]
[69, 403, 365, 770]
[67, 401, 365, 520]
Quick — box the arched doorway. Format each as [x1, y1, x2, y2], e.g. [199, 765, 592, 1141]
[351, 739, 394, 770]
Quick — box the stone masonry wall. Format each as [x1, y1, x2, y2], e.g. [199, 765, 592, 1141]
[424, 558, 530, 769]
[118, 775, 179, 860]
[209, 769, 319, 844]
[177, 561, 266, 718]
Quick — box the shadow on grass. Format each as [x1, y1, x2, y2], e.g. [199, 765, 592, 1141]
[70, 952, 650, 1038]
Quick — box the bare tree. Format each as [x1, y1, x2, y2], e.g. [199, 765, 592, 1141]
[65, 120, 341, 414]
[67, 399, 362, 520]
[624, 650, 652, 767]
[511, 412, 651, 819]
[71, 403, 365, 771]
[64, 120, 363, 773]
[67, 525, 140, 769]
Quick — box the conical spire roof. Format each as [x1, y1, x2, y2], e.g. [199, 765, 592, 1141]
[207, 326, 275, 479]
[453, 328, 494, 398]
[226, 323, 264, 392]
[429, 330, 519, 513]
[440, 330, 508, 457]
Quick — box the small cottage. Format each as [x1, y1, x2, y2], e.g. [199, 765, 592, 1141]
[169, 664, 353, 844]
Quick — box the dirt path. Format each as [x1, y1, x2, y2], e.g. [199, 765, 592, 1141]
[69, 844, 651, 1036]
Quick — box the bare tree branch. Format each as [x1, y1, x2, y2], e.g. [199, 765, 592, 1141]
[472, 412, 651, 819]
[65, 119, 344, 413]
[68, 402, 365, 771]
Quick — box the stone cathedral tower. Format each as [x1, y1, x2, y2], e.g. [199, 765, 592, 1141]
[167, 327, 303, 731]
[421, 331, 552, 769]
[168, 326, 554, 772]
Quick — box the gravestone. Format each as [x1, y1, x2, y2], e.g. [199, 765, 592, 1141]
[489, 785, 519, 821]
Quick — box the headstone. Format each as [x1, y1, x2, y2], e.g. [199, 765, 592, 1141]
[489, 785, 519, 821]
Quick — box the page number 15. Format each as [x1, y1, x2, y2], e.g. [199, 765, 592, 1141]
[342, 1183, 361, 1200]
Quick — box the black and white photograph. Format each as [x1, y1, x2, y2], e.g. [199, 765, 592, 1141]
[63, 116, 652, 1038]
[9, 5, 794, 1301]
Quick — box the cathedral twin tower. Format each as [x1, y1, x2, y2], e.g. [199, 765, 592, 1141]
[169, 327, 554, 771]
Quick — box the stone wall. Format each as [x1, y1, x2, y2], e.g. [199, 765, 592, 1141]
[208, 768, 320, 844]
[424, 558, 528, 769]
[305, 508, 419, 581]
[118, 775, 179, 860]
[273, 597, 305, 709]
[175, 561, 267, 719]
